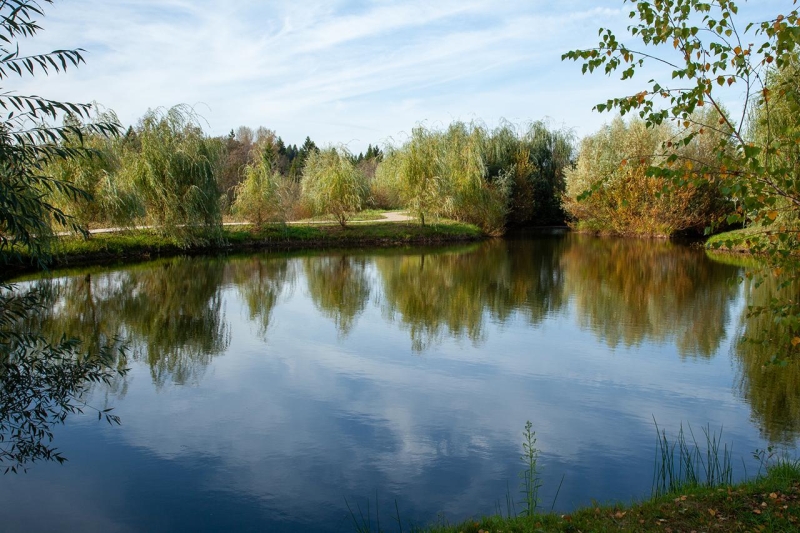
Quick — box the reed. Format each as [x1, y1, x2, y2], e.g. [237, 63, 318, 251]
[652, 419, 733, 497]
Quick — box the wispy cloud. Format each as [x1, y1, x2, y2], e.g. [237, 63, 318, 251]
[8, 0, 784, 151]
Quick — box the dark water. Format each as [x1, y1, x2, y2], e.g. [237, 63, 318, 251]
[2, 232, 799, 532]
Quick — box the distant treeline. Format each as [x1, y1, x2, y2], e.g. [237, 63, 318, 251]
[46, 108, 577, 240]
[46, 92, 782, 242]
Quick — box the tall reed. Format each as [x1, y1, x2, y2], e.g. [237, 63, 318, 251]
[652, 420, 733, 496]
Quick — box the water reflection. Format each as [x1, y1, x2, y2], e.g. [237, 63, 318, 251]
[376, 237, 569, 351]
[4, 234, 800, 531]
[29, 257, 230, 388]
[228, 256, 296, 338]
[734, 273, 800, 444]
[562, 236, 739, 357]
[305, 256, 371, 336]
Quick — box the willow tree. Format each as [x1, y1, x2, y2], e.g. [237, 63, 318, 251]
[564, 0, 800, 358]
[301, 146, 368, 227]
[116, 106, 224, 243]
[564, 116, 726, 236]
[44, 111, 125, 227]
[0, 0, 124, 472]
[232, 149, 296, 227]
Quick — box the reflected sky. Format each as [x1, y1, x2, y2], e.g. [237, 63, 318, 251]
[2, 233, 797, 532]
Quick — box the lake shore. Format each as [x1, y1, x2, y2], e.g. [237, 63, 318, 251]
[420, 463, 799, 533]
[3, 220, 486, 277]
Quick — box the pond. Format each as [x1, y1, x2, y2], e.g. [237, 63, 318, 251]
[1, 231, 798, 532]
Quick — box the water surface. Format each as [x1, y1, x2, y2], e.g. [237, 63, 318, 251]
[2, 232, 798, 532]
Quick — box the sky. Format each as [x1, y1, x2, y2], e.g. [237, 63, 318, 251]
[15, 0, 790, 153]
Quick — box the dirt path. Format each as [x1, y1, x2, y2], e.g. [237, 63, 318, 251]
[73, 211, 416, 236]
[377, 210, 413, 222]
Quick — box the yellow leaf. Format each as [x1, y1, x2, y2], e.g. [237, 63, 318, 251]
[709, 508, 717, 516]
[734, 46, 742, 55]
[673, 38, 679, 49]
[792, 337, 800, 347]
[768, 211, 778, 221]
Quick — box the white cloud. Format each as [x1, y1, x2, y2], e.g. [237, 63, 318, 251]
[7, 0, 788, 151]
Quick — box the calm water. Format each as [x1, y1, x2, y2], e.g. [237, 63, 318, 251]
[2, 232, 799, 532]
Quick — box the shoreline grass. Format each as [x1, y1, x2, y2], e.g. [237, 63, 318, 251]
[2, 220, 485, 277]
[421, 461, 799, 533]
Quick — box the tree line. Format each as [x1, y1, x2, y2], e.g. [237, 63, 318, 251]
[42, 44, 796, 243]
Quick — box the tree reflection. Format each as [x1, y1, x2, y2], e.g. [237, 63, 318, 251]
[376, 238, 568, 351]
[734, 272, 800, 444]
[561, 236, 739, 357]
[0, 283, 124, 471]
[120, 259, 229, 386]
[304, 256, 371, 336]
[27, 257, 230, 388]
[228, 256, 295, 338]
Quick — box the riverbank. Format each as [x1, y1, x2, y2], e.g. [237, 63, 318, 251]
[3, 220, 485, 277]
[423, 462, 799, 533]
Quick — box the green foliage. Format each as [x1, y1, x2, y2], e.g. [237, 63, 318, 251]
[45, 111, 127, 227]
[564, 116, 727, 236]
[0, 0, 120, 264]
[506, 122, 575, 226]
[115, 106, 224, 244]
[376, 121, 573, 234]
[564, 0, 800, 356]
[0, 0, 125, 472]
[232, 149, 297, 227]
[0, 283, 125, 472]
[301, 146, 368, 226]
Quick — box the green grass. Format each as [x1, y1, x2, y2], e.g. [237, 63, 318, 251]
[294, 209, 392, 223]
[346, 424, 798, 533]
[419, 461, 800, 533]
[2, 220, 485, 276]
[705, 227, 763, 252]
[340, 462, 800, 533]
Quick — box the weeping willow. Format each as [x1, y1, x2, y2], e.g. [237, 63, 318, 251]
[564, 115, 728, 237]
[232, 147, 297, 227]
[375, 120, 572, 235]
[115, 106, 224, 244]
[301, 146, 368, 227]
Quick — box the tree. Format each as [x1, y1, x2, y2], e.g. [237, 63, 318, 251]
[0, 0, 124, 472]
[0, 2, 119, 263]
[564, 116, 726, 236]
[563, 0, 800, 359]
[301, 147, 368, 226]
[115, 106, 224, 244]
[232, 153, 296, 227]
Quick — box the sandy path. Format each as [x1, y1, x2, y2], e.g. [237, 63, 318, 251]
[72, 211, 416, 236]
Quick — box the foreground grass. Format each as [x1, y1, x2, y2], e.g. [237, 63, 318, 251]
[2, 220, 483, 275]
[422, 462, 800, 533]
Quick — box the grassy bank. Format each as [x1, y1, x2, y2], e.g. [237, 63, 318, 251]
[417, 462, 800, 533]
[4, 220, 484, 276]
[705, 227, 763, 253]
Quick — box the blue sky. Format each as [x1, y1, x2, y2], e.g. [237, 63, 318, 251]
[18, 0, 789, 152]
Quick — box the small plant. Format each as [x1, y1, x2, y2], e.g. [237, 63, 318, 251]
[652, 419, 733, 497]
[519, 420, 542, 516]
